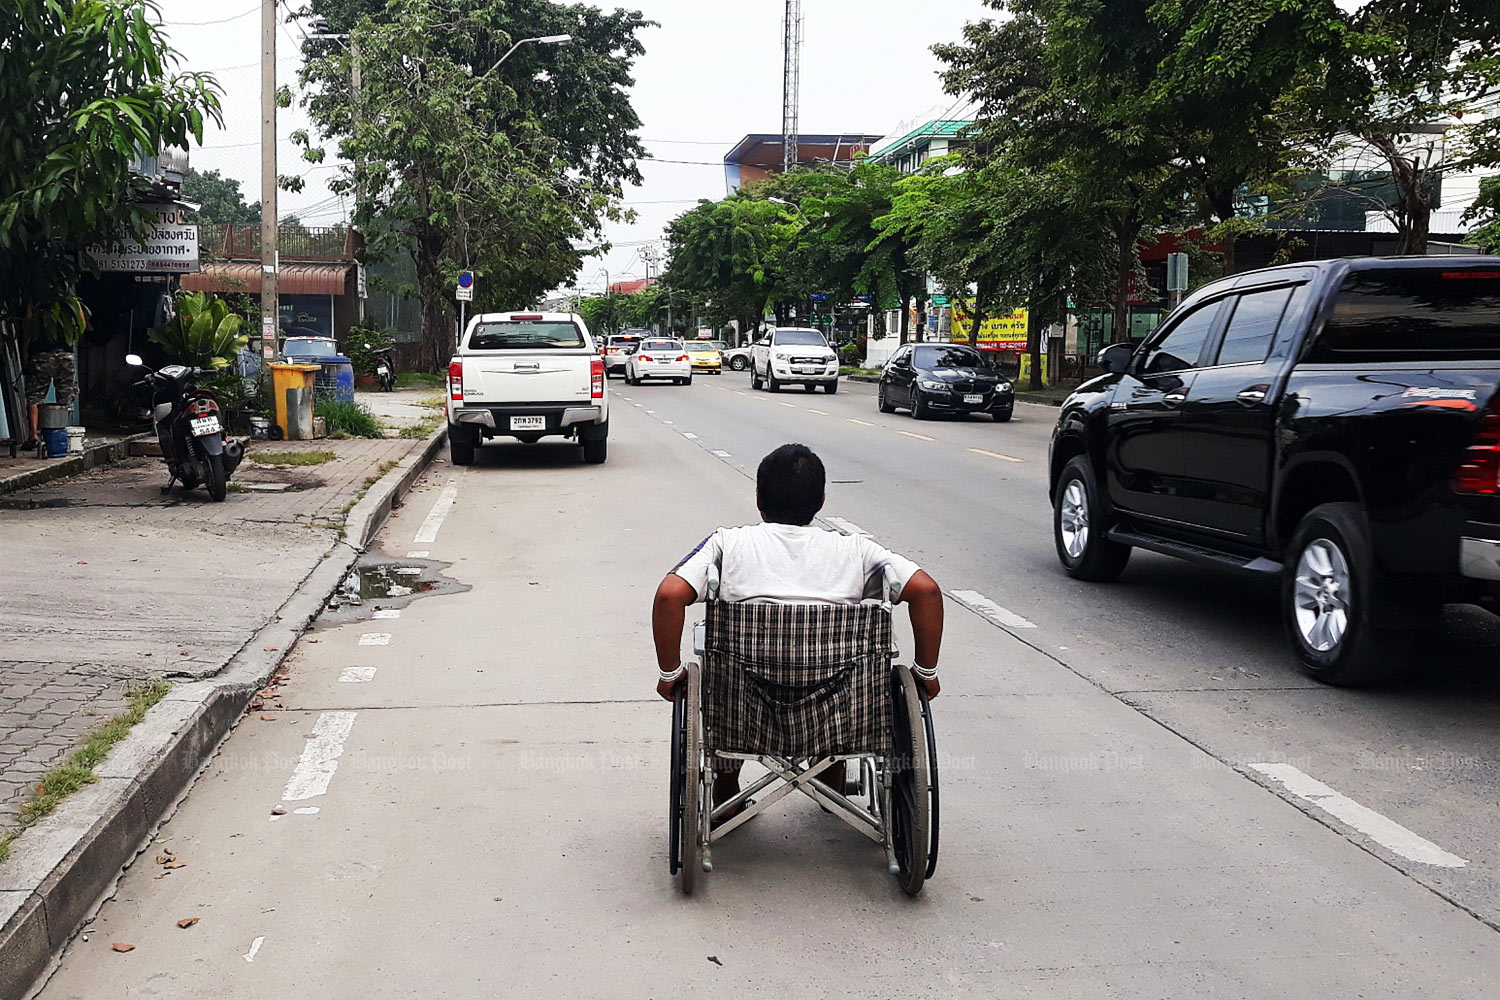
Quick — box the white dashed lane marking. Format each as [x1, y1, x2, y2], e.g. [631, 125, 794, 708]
[824, 516, 871, 537]
[358, 633, 391, 646]
[339, 667, 378, 683]
[807, 409, 829, 415]
[899, 431, 935, 442]
[970, 448, 1024, 463]
[951, 590, 1037, 629]
[281, 711, 358, 802]
[413, 479, 458, 544]
[1250, 763, 1468, 868]
[847, 418, 875, 427]
[243, 937, 265, 963]
[683, 432, 699, 440]
[406, 550, 429, 559]
[712, 450, 732, 458]
[372, 609, 400, 619]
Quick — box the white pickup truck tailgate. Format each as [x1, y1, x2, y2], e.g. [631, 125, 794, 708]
[461, 352, 594, 404]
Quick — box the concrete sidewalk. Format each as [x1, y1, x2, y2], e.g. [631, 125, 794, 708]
[0, 428, 447, 997]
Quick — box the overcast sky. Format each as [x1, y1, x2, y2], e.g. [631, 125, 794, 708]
[155, 0, 991, 297]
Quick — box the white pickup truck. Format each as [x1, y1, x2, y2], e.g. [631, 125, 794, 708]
[446, 312, 609, 465]
[751, 327, 840, 393]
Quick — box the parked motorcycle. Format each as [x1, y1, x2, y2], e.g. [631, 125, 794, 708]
[369, 345, 397, 391]
[125, 354, 246, 502]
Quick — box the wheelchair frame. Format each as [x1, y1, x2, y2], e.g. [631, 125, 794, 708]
[668, 604, 940, 897]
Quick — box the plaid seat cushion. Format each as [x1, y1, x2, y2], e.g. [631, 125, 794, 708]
[702, 601, 893, 758]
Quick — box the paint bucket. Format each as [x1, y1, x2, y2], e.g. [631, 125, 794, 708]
[37, 403, 69, 430]
[41, 427, 69, 458]
[249, 416, 270, 439]
[66, 426, 86, 454]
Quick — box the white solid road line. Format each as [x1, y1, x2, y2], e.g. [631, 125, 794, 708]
[282, 711, 358, 802]
[951, 589, 1038, 629]
[824, 516, 871, 537]
[970, 448, 1025, 463]
[413, 479, 458, 544]
[899, 431, 935, 441]
[358, 633, 391, 646]
[338, 667, 378, 683]
[243, 937, 265, 963]
[1250, 763, 1469, 868]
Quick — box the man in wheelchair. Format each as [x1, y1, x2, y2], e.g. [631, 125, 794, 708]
[652, 444, 944, 893]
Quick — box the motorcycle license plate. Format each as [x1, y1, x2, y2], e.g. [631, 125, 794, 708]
[376, 365, 390, 375]
[963, 394, 984, 404]
[190, 416, 222, 436]
[510, 415, 546, 431]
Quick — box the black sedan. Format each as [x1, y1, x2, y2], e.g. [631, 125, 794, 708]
[877, 344, 1015, 422]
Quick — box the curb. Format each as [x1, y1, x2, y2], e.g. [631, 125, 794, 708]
[0, 434, 150, 497]
[1015, 393, 1067, 407]
[0, 424, 448, 1000]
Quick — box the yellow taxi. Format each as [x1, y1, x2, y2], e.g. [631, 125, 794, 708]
[684, 340, 723, 374]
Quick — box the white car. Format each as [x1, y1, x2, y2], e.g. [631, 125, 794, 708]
[751, 327, 840, 394]
[626, 338, 693, 385]
[722, 339, 761, 371]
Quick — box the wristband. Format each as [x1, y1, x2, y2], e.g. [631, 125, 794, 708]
[658, 663, 686, 684]
[912, 664, 938, 682]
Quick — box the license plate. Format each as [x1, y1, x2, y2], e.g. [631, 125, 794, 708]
[963, 394, 984, 404]
[510, 415, 546, 431]
[795, 367, 817, 375]
[190, 416, 222, 436]
[376, 365, 390, 375]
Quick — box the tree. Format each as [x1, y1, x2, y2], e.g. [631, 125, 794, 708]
[0, 1, 221, 347]
[664, 196, 799, 337]
[1320, 0, 1500, 254]
[1462, 175, 1500, 253]
[297, 0, 652, 370]
[181, 168, 259, 225]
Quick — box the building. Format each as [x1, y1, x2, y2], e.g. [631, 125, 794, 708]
[723, 133, 885, 194]
[182, 224, 361, 342]
[867, 101, 978, 174]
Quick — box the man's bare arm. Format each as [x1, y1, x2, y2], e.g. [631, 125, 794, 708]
[897, 570, 943, 699]
[652, 574, 697, 701]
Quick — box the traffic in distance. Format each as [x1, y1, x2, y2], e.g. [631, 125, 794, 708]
[452, 257, 1500, 693]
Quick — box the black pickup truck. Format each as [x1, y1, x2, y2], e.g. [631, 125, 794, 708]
[1049, 257, 1500, 685]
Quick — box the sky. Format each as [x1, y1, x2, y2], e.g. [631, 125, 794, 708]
[154, 0, 992, 298]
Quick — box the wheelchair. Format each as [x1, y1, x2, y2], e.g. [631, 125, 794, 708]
[668, 593, 940, 896]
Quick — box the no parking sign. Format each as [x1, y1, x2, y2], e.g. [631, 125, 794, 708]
[456, 271, 475, 302]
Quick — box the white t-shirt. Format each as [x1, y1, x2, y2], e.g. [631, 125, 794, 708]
[672, 522, 922, 605]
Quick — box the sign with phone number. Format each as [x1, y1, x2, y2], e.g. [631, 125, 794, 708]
[950, 302, 1028, 351]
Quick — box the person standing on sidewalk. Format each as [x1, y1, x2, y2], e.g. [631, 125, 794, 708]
[21, 316, 80, 450]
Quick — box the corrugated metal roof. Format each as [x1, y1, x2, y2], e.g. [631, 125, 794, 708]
[870, 120, 973, 161]
[181, 262, 352, 296]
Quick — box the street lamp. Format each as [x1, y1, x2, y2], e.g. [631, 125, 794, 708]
[767, 196, 801, 215]
[485, 34, 573, 76]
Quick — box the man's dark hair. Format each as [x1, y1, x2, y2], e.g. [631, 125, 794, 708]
[757, 443, 825, 525]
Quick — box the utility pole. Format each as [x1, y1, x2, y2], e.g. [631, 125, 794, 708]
[260, 0, 279, 361]
[782, 0, 802, 173]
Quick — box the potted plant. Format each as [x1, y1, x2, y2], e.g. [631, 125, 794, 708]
[342, 322, 395, 388]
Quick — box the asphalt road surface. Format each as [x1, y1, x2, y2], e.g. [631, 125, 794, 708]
[35, 373, 1500, 998]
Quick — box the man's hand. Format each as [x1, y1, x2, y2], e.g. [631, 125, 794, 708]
[652, 574, 697, 699]
[920, 675, 940, 700]
[657, 676, 681, 702]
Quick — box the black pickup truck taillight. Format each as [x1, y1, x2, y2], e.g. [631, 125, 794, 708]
[448, 360, 463, 402]
[1452, 397, 1500, 495]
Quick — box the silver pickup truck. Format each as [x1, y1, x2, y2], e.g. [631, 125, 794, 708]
[446, 312, 610, 465]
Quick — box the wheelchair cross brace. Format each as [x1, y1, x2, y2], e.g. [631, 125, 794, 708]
[706, 753, 885, 844]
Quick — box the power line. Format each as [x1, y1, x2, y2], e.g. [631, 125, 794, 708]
[165, 3, 260, 27]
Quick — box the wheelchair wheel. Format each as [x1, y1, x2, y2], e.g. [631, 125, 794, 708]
[888, 665, 931, 896]
[669, 663, 703, 894]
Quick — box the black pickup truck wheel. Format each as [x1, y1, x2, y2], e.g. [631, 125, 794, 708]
[1284, 503, 1415, 685]
[1054, 457, 1131, 581]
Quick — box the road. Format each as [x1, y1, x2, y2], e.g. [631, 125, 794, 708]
[33, 373, 1500, 997]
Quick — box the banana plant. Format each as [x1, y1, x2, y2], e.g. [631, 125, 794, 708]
[147, 292, 248, 370]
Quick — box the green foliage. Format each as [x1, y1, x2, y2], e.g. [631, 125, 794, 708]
[1464, 176, 1500, 254]
[147, 292, 247, 369]
[182, 167, 259, 225]
[341, 320, 395, 375]
[295, 0, 653, 369]
[664, 195, 801, 330]
[0, 1, 222, 348]
[315, 399, 384, 438]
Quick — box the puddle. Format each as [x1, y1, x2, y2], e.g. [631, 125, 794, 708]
[0, 497, 75, 510]
[322, 559, 468, 621]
